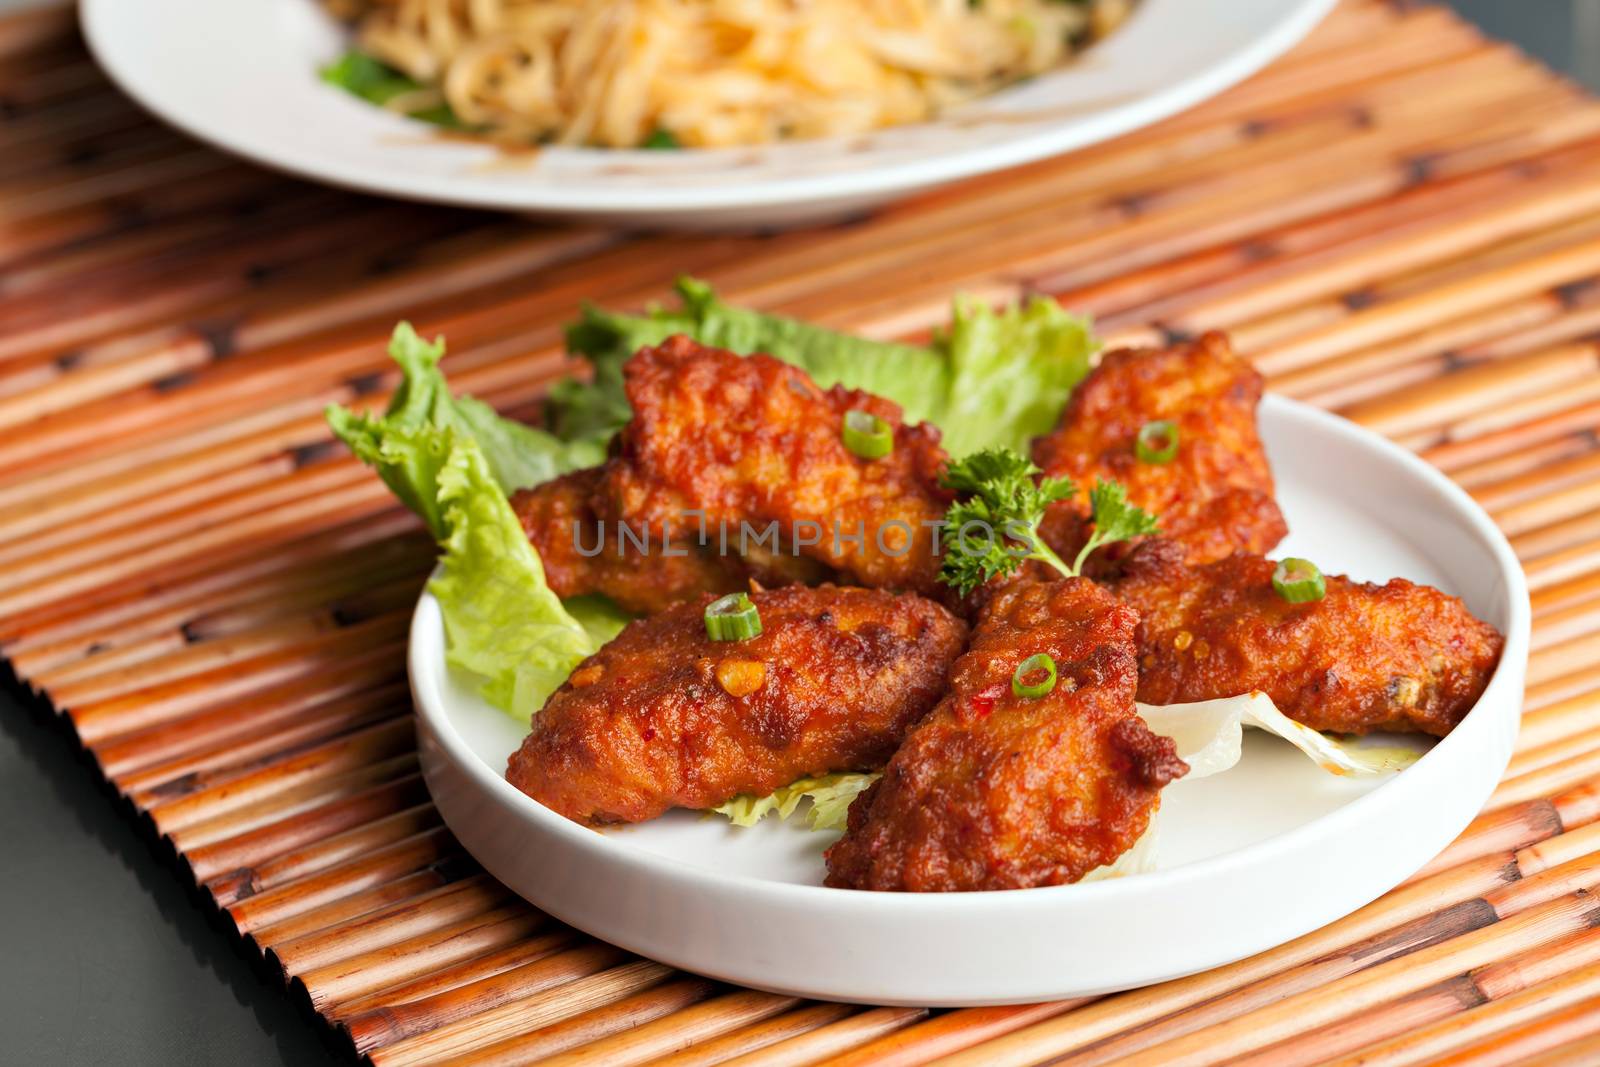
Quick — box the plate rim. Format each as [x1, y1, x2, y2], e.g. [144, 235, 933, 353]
[79, 0, 1339, 215]
[407, 392, 1532, 911]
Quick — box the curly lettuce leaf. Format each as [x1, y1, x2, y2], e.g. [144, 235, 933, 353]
[328, 324, 617, 720]
[936, 294, 1095, 458]
[555, 278, 1094, 458]
[328, 323, 602, 537]
[555, 277, 941, 446]
[430, 437, 622, 721]
[562, 595, 636, 648]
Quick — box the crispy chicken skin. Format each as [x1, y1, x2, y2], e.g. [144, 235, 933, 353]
[602, 335, 953, 596]
[1111, 541, 1504, 736]
[510, 466, 746, 616]
[1032, 332, 1287, 571]
[507, 585, 968, 826]
[825, 578, 1187, 891]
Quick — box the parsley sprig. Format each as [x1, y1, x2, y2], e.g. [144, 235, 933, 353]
[1073, 478, 1162, 573]
[940, 450, 1075, 595]
[937, 447, 1160, 596]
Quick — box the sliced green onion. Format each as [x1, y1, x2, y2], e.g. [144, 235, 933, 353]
[842, 409, 894, 460]
[1012, 653, 1057, 699]
[705, 593, 763, 641]
[1136, 420, 1179, 464]
[1272, 558, 1326, 604]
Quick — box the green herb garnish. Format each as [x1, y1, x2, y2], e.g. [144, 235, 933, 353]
[842, 409, 894, 459]
[1136, 419, 1179, 464]
[1272, 558, 1327, 604]
[1012, 653, 1057, 698]
[939, 449, 1077, 596]
[320, 50, 464, 129]
[937, 447, 1159, 596]
[704, 593, 763, 641]
[1071, 478, 1162, 575]
[642, 127, 681, 149]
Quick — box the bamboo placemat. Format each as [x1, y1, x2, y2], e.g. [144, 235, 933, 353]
[7, 1, 1600, 1062]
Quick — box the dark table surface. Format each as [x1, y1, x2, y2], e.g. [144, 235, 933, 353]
[0, 3, 1593, 1064]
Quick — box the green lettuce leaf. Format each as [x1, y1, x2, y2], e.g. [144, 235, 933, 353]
[554, 276, 941, 445]
[554, 277, 1094, 458]
[429, 437, 625, 722]
[712, 773, 877, 832]
[327, 323, 602, 537]
[328, 324, 616, 720]
[936, 294, 1097, 458]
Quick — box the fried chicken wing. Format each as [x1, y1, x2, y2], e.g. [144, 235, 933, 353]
[602, 335, 952, 596]
[1032, 332, 1287, 571]
[511, 466, 747, 615]
[824, 578, 1187, 891]
[507, 584, 968, 826]
[1111, 541, 1504, 736]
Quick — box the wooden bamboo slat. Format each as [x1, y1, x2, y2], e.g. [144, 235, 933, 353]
[10, 1, 1600, 1063]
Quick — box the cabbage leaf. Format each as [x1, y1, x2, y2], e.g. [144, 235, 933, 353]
[1091, 693, 1421, 880]
[1137, 692, 1424, 779]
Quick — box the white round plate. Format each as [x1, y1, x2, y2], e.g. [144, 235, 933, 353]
[82, 0, 1335, 228]
[409, 395, 1529, 1006]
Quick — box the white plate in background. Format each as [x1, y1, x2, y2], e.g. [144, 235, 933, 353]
[82, 0, 1335, 228]
[408, 395, 1529, 1006]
